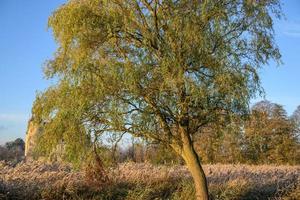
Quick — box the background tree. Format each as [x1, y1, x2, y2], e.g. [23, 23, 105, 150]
[0, 138, 25, 163]
[291, 105, 300, 137]
[194, 125, 223, 163]
[243, 101, 299, 164]
[144, 142, 182, 165]
[32, 0, 282, 199]
[195, 117, 244, 164]
[291, 105, 300, 163]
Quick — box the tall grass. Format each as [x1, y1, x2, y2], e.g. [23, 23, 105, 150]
[0, 161, 299, 200]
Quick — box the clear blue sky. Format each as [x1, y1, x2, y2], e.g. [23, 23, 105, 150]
[0, 1, 300, 144]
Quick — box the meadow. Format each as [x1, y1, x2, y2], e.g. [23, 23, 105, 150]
[0, 161, 299, 200]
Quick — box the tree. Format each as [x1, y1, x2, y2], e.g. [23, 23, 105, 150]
[269, 104, 299, 164]
[0, 138, 25, 162]
[5, 138, 25, 151]
[145, 142, 182, 165]
[291, 106, 300, 162]
[291, 105, 300, 136]
[32, 0, 282, 199]
[194, 117, 244, 164]
[244, 101, 299, 164]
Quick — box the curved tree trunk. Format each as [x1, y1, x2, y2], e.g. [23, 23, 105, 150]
[183, 143, 209, 200]
[179, 127, 209, 200]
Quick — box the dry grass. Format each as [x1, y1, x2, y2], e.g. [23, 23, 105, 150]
[0, 161, 299, 200]
[0, 160, 84, 199]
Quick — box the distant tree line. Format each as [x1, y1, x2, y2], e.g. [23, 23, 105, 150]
[0, 138, 25, 163]
[108, 101, 299, 165]
[195, 100, 300, 165]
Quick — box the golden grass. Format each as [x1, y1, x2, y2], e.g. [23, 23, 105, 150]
[0, 161, 299, 199]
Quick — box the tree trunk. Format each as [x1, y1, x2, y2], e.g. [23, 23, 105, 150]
[183, 143, 209, 200]
[179, 127, 209, 200]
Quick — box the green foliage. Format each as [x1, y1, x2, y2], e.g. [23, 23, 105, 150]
[31, 81, 92, 166]
[32, 0, 283, 179]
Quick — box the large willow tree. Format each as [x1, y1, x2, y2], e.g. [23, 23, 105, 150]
[33, 0, 281, 199]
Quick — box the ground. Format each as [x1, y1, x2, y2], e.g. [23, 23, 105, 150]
[0, 161, 299, 200]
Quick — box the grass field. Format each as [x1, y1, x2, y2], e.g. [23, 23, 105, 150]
[0, 161, 299, 200]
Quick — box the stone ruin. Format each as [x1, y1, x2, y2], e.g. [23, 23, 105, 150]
[24, 117, 43, 158]
[25, 117, 65, 161]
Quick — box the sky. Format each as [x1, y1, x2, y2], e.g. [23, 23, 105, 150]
[0, 1, 300, 144]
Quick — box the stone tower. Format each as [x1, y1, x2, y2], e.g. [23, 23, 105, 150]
[25, 117, 43, 158]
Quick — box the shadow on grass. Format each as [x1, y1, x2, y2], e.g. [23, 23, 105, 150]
[211, 181, 298, 200]
[1, 178, 298, 200]
[239, 181, 298, 200]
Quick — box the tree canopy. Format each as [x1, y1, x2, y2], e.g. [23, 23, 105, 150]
[244, 101, 299, 164]
[34, 0, 281, 159]
[32, 0, 282, 199]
